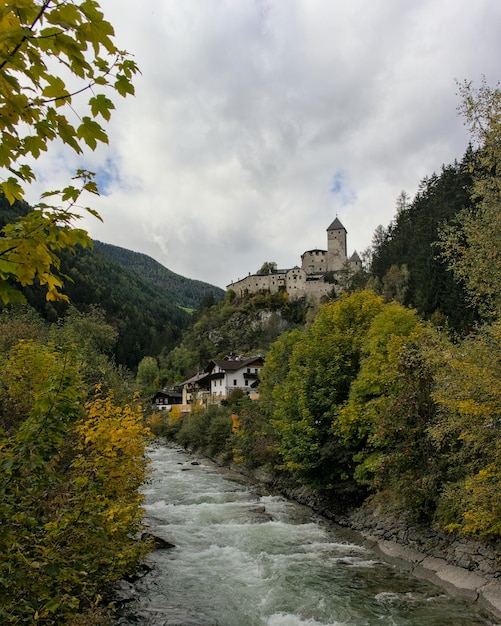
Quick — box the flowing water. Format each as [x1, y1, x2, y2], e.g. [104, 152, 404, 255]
[119, 444, 496, 626]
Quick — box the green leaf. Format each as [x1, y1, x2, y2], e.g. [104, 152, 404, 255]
[89, 93, 115, 121]
[0, 178, 24, 204]
[115, 74, 135, 97]
[44, 598, 61, 613]
[76, 116, 108, 150]
[42, 75, 70, 102]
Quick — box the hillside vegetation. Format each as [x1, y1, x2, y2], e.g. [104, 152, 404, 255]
[1, 195, 206, 370]
[157, 289, 310, 383]
[94, 241, 224, 311]
[0, 305, 152, 624]
[369, 146, 478, 329]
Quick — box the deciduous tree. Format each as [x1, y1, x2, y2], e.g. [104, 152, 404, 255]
[0, 338, 151, 623]
[0, 0, 139, 303]
[438, 79, 501, 317]
[271, 291, 384, 485]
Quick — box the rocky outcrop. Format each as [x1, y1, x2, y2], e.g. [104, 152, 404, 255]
[141, 532, 176, 550]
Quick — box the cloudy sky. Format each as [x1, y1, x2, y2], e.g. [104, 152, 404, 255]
[28, 0, 501, 289]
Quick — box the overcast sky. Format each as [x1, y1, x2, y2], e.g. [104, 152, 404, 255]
[28, 0, 501, 289]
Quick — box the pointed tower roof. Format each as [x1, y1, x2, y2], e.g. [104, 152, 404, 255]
[349, 250, 361, 262]
[327, 216, 346, 232]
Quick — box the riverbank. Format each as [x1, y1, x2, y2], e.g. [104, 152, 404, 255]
[130, 443, 498, 625]
[208, 456, 501, 621]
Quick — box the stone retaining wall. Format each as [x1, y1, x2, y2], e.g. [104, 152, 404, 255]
[339, 504, 501, 620]
[245, 467, 501, 620]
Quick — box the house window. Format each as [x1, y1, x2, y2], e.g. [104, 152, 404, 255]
[244, 379, 248, 387]
[247, 368, 251, 373]
[233, 379, 237, 386]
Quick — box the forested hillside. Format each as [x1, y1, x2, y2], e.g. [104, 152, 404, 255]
[94, 241, 224, 310]
[0, 195, 193, 370]
[369, 146, 479, 330]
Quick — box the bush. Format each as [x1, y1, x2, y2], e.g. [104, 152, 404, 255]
[0, 340, 151, 623]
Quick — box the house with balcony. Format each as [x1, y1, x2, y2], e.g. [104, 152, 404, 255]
[205, 355, 264, 401]
[179, 371, 211, 406]
[152, 390, 183, 411]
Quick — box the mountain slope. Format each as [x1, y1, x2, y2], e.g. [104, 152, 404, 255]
[22, 244, 191, 369]
[94, 241, 224, 310]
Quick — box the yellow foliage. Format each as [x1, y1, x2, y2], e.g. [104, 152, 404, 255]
[168, 405, 183, 425]
[432, 322, 501, 537]
[148, 411, 164, 427]
[231, 412, 241, 433]
[461, 464, 501, 537]
[77, 392, 152, 489]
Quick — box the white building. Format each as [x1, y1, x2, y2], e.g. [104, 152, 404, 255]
[206, 355, 264, 400]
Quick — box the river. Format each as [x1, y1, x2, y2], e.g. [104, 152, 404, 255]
[118, 444, 495, 626]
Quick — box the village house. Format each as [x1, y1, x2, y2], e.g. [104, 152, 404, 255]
[205, 354, 264, 401]
[151, 390, 183, 411]
[154, 354, 265, 412]
[226, 217, 362, 301]
[179, 371, 211, 406]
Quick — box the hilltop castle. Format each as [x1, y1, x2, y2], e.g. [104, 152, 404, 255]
[226, 217, 362, 301]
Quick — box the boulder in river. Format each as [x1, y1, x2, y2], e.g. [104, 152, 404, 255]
[141, 532, 176, 550]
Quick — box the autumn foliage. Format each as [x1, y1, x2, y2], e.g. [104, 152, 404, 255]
[0, 311, 151, 624]
[0, 0, 139, 304]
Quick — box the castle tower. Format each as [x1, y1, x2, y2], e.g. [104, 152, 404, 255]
[349, 250, 362, 272]
[326, 217, 347, 272]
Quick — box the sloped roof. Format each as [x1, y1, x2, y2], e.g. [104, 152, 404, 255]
[178, 371, 211, 386]
[327, 217, 346, 232]
[206, 356, 264, 373]
[349, 250, 361, 262]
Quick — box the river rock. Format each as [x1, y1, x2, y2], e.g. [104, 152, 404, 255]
[141, 532, 176, 550]
[249, 504, 273, 522]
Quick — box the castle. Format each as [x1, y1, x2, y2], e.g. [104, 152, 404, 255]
[226, 217, 362, 301]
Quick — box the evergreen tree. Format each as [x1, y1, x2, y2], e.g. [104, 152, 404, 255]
[370, 147, 478, 329]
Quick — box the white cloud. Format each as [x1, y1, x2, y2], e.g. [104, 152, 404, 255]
[23, 0, 501, 288]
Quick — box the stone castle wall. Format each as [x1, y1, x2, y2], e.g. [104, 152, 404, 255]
[301, 249, 328, 274]
[227, 218, 358, 301]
